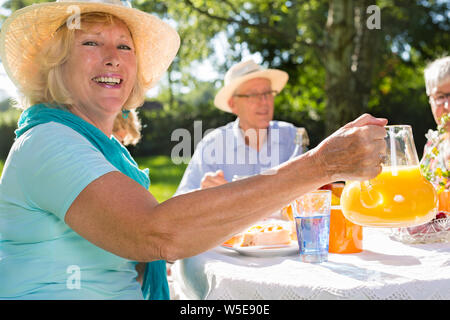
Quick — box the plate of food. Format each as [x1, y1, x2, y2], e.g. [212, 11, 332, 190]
[221, 221, 299, 257]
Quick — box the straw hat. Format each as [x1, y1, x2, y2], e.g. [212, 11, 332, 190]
[214, 60, 288, 113]
[0, 0, 180, 93]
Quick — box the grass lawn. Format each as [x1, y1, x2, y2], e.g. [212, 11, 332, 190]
[136, 155, 188, 202]
[0, 156, 187, 203]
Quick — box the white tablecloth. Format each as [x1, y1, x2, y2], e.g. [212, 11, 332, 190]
[171, 228, 450, 300]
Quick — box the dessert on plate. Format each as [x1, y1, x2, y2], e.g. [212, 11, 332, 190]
[240, 223, 291, 247]
[223, 221, 294, 247]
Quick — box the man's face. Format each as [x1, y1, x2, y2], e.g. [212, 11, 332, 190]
[228, 77, 275, 131]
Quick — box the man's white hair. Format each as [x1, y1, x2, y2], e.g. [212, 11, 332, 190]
[424, 56, 450, 96]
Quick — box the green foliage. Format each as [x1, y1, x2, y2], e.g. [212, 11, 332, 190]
[0, 106, 20, 159]
[129, 81, 235, 156]
[1, 0, 448, 157]
[368, 53, 435, 157]
[131, 0, 448, 149]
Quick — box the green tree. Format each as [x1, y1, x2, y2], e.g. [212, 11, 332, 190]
[1, 0, 448, 152]
[144, 0, 448, 149]
[159, 1, 447, 128]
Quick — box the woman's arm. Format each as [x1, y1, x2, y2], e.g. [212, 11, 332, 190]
[65, 114, 387, 262]
[64, 150, 323, 262]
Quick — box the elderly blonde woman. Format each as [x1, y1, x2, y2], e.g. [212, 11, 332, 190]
[0, 0, 387, 300]
[421, 57, 450, 194]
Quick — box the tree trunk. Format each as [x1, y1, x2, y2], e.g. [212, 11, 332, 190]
[324, 0, 379, 134]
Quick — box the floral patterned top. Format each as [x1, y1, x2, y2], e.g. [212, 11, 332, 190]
[420, 115, 450, 194]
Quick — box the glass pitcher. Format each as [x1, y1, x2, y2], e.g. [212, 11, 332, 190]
[340, 125, 438, 227]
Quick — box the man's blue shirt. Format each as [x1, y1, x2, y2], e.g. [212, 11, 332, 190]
[175, 118, 306, 195]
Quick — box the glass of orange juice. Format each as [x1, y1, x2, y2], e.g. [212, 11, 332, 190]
[329, 206, 363, 253]
[341, 125, 438, 227]
[439, 190, 449, 214]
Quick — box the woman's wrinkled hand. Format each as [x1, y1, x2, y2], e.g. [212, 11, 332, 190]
[313, 113, 388, 182]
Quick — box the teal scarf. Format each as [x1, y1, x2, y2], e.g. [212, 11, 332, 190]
[15, 103, 169, 300]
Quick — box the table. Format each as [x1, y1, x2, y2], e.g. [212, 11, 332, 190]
[170, 228, 450, 300]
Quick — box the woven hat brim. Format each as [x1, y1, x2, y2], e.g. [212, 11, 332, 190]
[0, 2, 180, 94]
[213, 69, 289, 113]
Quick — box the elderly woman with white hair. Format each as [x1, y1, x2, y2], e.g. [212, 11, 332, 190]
[0, 0, 387, 299]
[421, 56, 450, 194]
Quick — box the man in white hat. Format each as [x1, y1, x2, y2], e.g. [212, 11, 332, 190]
[175, 60, 308, 195]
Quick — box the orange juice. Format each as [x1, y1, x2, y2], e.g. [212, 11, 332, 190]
[341, 166, 438, 227]
[329, 206, 363, 253]
[331, 183, 345, 198]
[281, 204, 294, 221]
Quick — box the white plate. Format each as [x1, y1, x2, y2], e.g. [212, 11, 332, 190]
[221, 241, 299, 257]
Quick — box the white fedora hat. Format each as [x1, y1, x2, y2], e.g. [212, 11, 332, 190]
[0, 0, 180, 93]
[214, 59, 288, 113]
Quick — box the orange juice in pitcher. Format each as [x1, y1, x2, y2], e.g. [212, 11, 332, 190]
[341, 166, 437, 227]
[341, 125, 438, 227]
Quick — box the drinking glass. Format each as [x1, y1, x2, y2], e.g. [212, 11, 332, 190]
[329, 206, 363, 253]
[341, 125, 438, 227]
[439, 190, 449, 213]
[292, 190, 331, 263]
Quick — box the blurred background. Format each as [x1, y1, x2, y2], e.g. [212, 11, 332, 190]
[0, 0, 449, 201]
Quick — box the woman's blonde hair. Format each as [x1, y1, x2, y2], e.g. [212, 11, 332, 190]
[113, 109, 142, 146]
[18, 12, 146, 113]
[424, 56, 450, 96]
